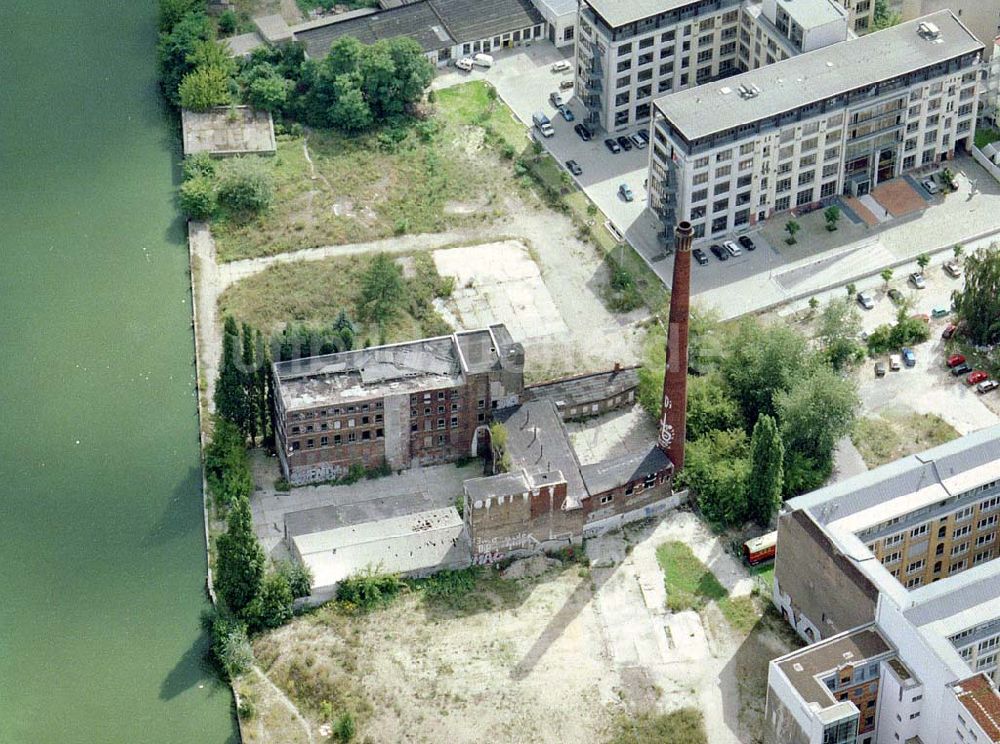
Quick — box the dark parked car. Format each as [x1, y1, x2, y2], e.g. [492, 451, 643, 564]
[942, 323, 957, 339]
[738, 235, 755, 251]
[874, 361, 886, 378]
[637, 129, 650, 144]
[604, 137, 621, 153]
[574, 123, 592, 141]
[559, 106, 575, 122]
[710, 244, 728, 261]
[951, 363, 972, 376]
[565, 159, 582, 175]
[617, 135, 633, 151]
[888, 288, 904, 303]
[693, 247, 709, 265]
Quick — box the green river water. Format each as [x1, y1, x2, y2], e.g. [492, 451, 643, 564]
[1, 2, 237, 742]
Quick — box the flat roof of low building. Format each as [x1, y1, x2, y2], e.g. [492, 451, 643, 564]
[225, 31, 265, 57]
[953, 674, 1000, 742]
[525, 366, 639, 410]
[428, 0, 543, 43]
[655, 11, 982, 142]
[774, 625, 892, 707]
[180, 106, 276, 156]
[772, 0, 847, 30]
[533, 0, 577, 18]
[255, 13, 294, 43]
[292, 507, 468, 589]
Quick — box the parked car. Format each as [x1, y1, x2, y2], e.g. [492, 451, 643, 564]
[738, 235, 755, 251]
[693, 247, 709, 265]
[532, 111, 554, 137]
[968, 371, 989, 385]
[637, 129, 650, 144]
[604, 138, 621, 153]
[616, 135, 633, 151]
[888, 288, 904, 303]
[947, 354, 967, 368]
[875, 361, 887, 377]
[559, 106, 574, 121]
[723, 240, 741, 257]
[857, 291, 875, 310]
[618, 183, 634, 202]
[574, 123, 592, 141]
[978, 380, 1000, 394]
[931, 307, 949, 318]
[559, 79, 575, 91]
[944, 260, 962, 278]
[710, 244, 728, 261]
[629, 132, 647, 149]
[909, 272, 926, 289]
[473, 53, 494, 68]
[549, 91, 564, 108]
[456, 57, 474, 71]
[951, 363, 972, 376]
[901, 347, 916, 367]
[922, 177, 939, 194]
[942, 323, 958, 339]
[565, 159, 582, 176]
[551, 60, 572, 73]
[889, 354, 902, 371]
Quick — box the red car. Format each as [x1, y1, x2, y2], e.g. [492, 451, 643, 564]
[968, 371, 989, 385]
[942, 323, 957, 339]
[947, 354, 967, 368]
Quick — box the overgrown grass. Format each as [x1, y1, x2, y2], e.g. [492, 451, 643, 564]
[975, 128, 1000, 150]
[218, 250, 452, 342]
[214, 83, 527, 261]
[851, 412, 959, 468]
[718, 596, 760, 635]
[605, 708, 707, 744]
[656, 541, 727, 612]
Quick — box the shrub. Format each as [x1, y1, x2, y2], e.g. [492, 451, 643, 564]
[244, 572, 294, 631]
[206, 610, 253, 679]
[217, 9, 238, 35]
[277, 560, 313, 599]
[217, 157, 274, 215]
[179, 174, 217, 219]
[183, 151, 217, 181]
[333, 712, 356, 742]
[179, 65, 233, 111]
[336, 569, 403, 611]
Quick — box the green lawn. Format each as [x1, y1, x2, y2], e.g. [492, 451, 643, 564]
[605, 708, 707, 744]
[656, 541, 763, 635]
[975, 128, 1000, 150]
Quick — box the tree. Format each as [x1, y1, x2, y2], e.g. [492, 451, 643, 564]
[215, 316, 251, 430]
[872, 0, 901, 31]
[817, 298, 863, 370]
[255, 329, 270, 444]
[329, 76, 373, 132]
[952, 243, 1000, 345]
[916, 252, 930, 271]
[954, 244, 965, 259]
[775, 366, 859, 475]
[823, 205, 840, 232]
[244, 572, 294, 631]
[157, 0, 204, 33]
[784, 220, 801, 245]
[178, 65, 233, 111]
[179, 174, 216, 219]
[358, 253, 405, 327]
[880, 268, 893, 288]
[277, 560, 313, 599]
[241, 323, 258, 442]
[682, 429, 750, 528]
[205, 417, 252, 507]
[845, 282, 856, 298]
[248, 74, 289, 113]
[157, 12, 215, 105]
[217, 157, 274, 215]
[720, 319, 815, 425]
[217, 9, 238, 36]
[685, 374, 743, 441]
[747, 415, 784, 527]
[215, 494, 265, 613]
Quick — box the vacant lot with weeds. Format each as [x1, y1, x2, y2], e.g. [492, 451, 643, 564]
[851, 410, 959, 468]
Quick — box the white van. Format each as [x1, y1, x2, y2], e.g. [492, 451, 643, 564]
[455, 57, 474, 72]
[473, 53, 494, 68]
[532, 111, 554, 137]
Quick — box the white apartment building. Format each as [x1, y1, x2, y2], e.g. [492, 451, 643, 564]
[648, 10, 982, 248]
[764, 424, 1000, 744]
[839, 0, 875, 33]
[575, 0, 859, 134]
[901, 0, 1000, 59]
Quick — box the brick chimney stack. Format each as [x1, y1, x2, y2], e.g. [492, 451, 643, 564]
[658, 220, 694, 470]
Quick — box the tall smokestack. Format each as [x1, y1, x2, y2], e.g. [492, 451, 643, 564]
[658, 221, 693, 470]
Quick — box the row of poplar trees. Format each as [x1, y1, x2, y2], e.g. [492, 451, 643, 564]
[214, 316, 275, 445]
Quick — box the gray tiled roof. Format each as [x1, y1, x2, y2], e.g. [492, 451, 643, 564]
[580, 446, 671, 496]
[655, 11, 982, 142]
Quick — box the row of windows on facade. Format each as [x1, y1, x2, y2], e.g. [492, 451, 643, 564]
[612, 11, 740, 58]
[860, 485, 1000, 539]
[887, 548, 996, 588]
[290, 428, 384, 450]
[291, 400, 383, 420]
[613, 34, 738, 79]
[292, 412, 383, 434]
[461, 24, 546, 55]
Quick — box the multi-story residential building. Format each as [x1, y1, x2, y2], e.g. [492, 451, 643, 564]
[839, 0, 875, 33]
[648, 10, 982, 248]
[575, 0, 857, 133]
[272, 325, 525, 484]
[739, 0, 848, 71]
[764, 424, 1000, 744]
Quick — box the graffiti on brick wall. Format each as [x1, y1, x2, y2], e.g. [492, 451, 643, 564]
[474, 532, 531, 555]
[472, 551, 502, 566]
